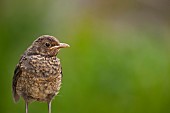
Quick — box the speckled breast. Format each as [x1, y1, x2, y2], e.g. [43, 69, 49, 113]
[16, 55, 62, 102]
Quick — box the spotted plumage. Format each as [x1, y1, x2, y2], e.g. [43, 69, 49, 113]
[12, 35, 69, 113]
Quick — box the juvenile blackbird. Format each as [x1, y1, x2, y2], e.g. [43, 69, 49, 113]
[12, 35, 69, 113]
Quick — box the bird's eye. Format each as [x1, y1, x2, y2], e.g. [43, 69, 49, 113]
[45, 42, 51, 47]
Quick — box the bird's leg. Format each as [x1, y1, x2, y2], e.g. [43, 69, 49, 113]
[25, 101, 28, 113]
[48, 101, 52, 113]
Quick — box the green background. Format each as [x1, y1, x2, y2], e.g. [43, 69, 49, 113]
[0, 0, 170, 113]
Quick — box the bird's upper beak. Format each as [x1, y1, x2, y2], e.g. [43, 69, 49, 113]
[50, 43, 70, 50]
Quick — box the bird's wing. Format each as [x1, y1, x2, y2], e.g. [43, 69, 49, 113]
[12, 64, 22, 103]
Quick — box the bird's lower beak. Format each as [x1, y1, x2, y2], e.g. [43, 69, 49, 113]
[50, 43, 70, 50]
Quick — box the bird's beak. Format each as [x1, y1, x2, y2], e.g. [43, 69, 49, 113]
[58, 43, 70, 48]
[50, 43, 70, 50]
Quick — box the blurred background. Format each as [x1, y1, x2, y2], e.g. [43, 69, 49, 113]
[0, 0, 170, 113]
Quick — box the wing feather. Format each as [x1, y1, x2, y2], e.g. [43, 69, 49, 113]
[12, 64, 22, 102]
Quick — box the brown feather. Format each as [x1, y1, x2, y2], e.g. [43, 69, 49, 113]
[12, 64, 21, 102]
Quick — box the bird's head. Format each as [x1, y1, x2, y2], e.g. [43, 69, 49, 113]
[27, 35, 70, 57]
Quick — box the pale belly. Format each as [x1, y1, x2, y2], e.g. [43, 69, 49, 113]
[16, 71, 62, 102]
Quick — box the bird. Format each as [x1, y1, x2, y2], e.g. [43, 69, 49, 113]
[12, 35, 70, 113]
